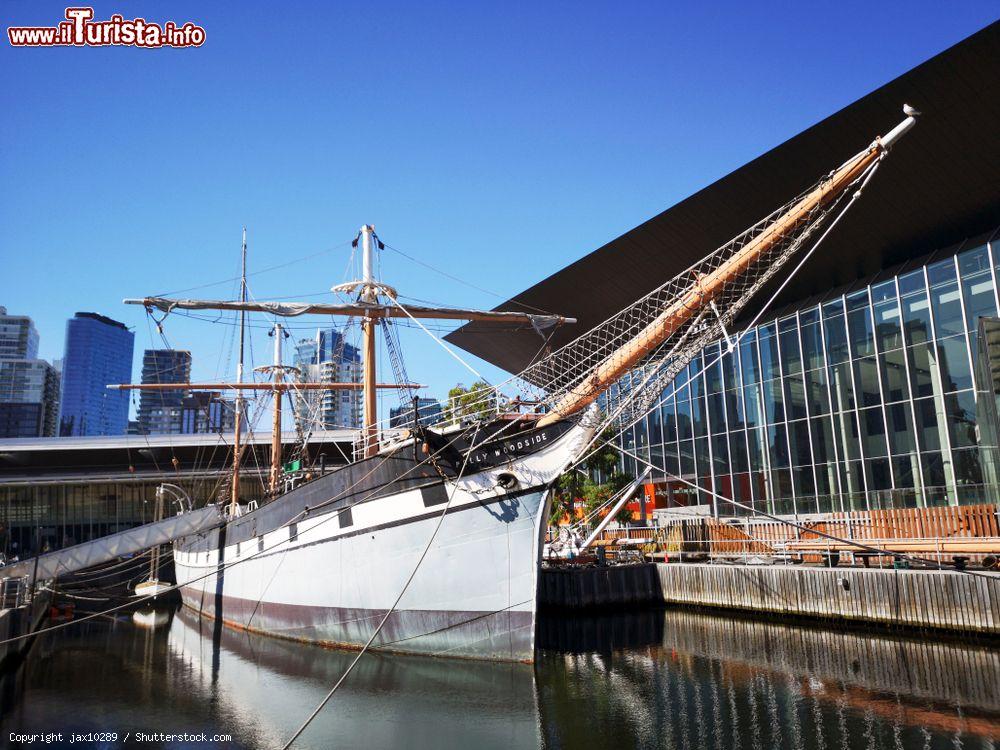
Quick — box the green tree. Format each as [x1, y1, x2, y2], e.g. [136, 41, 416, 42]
[445, 380, 497, 423]
[549, 429, 634, 526]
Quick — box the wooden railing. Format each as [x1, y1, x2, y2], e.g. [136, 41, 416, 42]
[588, 504, 1000, 564]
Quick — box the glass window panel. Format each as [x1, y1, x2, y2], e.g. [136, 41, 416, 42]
[705, 346, 723, 393]
[946, 390, 977, 448]
[767, 423, 789, 468]
[847, 306, 875, 358]
[761, 379, 784, 424]
[927, 257, 957, 287]
[832, 410, 861, 461]
[829, 362, 855, 412]
[759, 324, 780, 380]
[921, 451, 946, 489]
[800, 321, 824, 370]
[897, 269, 925, 297]
[823, 311, 849, 364]
[952, 447, 983, 486]
[679, 440, 695, 476]
[852, 357, 881, 407]
[959, 244, 991, 275]
[901, 289, 933, 346]
[804, 368, 830, 415]
[664, 445, 680, 477]
[677, 387, 694, 439]
[800, 308, 819, 325]
[913, 397, 943, 452]
[695, 436, 710, 477]
[770, 468, 793, 503]
[885, 403, 915, 455]
[823, 299, 844, 318]
[743, 386, 762, 430]
[689, 360, 703, 400]
[662, 399, 677, 442]
[648, 407, 662, 444]
[873, 297, 903, 351]
[860, 407, 888, 456]
[725, 390, 744, 430]
[907, 342, 934, 398]
[871, 280, 896, 304]
[841, 459, 865, 501]
[747, 428, 764, 471]
[879, 348, 908, 403]
[929, 261, 964, 338]
[729, 431, 748, 473]
[707, 392, 726, 433]
[783, 376, 807, 420]
[779, 317, 802, 375]
[815, 463, 836, 497]
[789, 420, 812, 467]
[866, 457, 892, 491]
[721, 347, 738, 390]
[739, 333, 759, 385]
[690, 388, 707, 438]
[711, 433, 729, 475]
[810, 416, 835, 463]
[936, 335, 972, 392]
[961, 272, 996, 332]
[892, 454, 919, 489]
[793, 467, 815, 502]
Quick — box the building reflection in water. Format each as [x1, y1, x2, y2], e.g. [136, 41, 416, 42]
[536, 608, 1000, 750]
[1, 605, 998, 750]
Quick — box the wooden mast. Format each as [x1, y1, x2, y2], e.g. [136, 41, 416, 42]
[230, 228, 248, 515]
[537, 110, 919, 427]
[360, 225, 379, 459]
[269, 323, 285, 495]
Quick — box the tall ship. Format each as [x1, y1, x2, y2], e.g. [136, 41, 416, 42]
[13, 107, 917, 663]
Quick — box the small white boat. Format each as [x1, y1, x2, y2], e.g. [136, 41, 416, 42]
[134, 578, 171, 599]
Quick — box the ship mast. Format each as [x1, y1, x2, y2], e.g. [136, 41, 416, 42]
[231, 228, 248, 515]
[359, 225, 379, 458]
[268, 323, 286, 494]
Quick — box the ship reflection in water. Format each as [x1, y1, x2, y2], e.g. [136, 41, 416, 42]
[0, 606, 997, 749]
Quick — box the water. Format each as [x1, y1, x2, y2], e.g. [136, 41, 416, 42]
[2, 606, 998, 749]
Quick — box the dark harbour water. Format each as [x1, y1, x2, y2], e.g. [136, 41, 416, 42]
[1, 605, 998, 750]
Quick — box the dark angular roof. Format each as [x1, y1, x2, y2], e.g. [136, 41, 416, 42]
[447, 22, 1000, 375]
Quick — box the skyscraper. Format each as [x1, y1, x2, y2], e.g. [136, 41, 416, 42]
[137, 349, 192, 435]
[292, 329, 362, 430]
[180, 391, 236, 434]
[59, 312, 135, 436]
[0, 306, 60, 438]
[389, 398, 444, 428]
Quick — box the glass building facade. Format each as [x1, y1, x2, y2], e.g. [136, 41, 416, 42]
[621, 234, 1000, 515]
[59, 312, 135, 436]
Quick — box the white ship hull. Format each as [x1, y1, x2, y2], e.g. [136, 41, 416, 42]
[173, 417, 593, 662]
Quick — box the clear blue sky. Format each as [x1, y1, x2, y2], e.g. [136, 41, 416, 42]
[1, 1, 997, 422]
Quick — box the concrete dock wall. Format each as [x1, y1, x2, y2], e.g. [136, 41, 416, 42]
[539, 562, 1000, 635]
